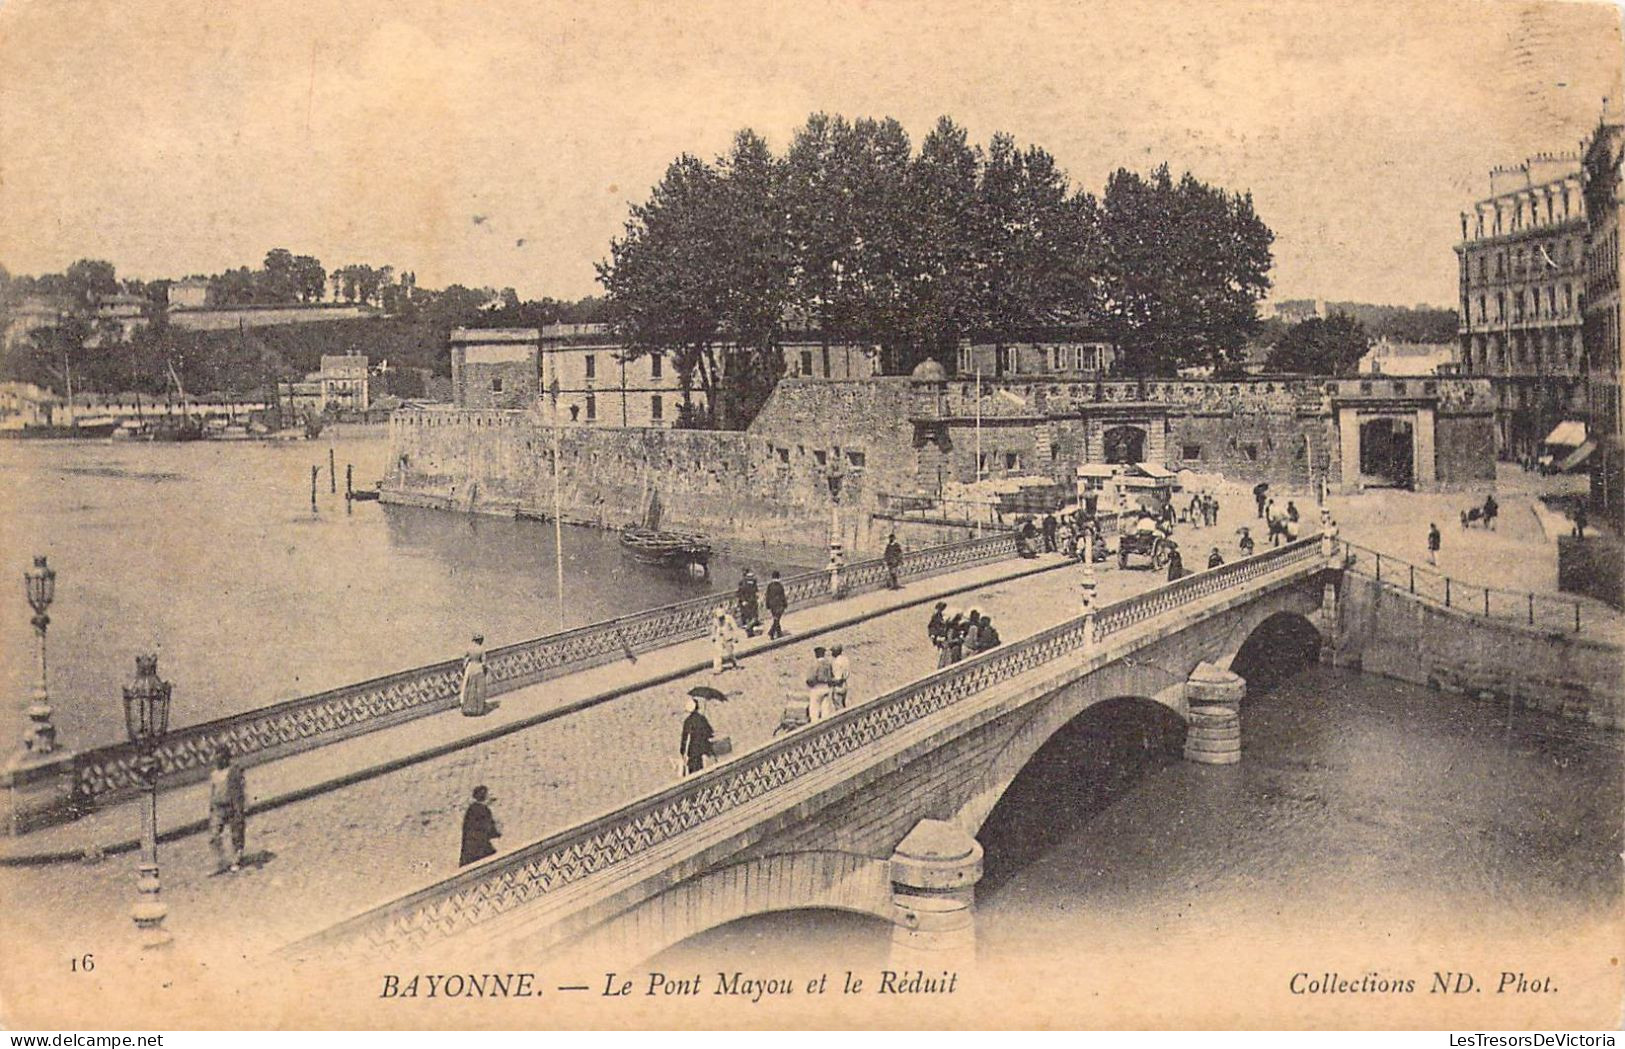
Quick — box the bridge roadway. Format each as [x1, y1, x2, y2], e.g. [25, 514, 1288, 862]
[2, 520, 1251, 960]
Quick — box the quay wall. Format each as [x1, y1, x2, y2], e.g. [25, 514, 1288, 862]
[1334, 569, 1623, 729]
[383, 379, 922, 553]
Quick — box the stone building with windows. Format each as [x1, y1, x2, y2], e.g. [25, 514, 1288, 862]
[1456, 153, 1588, 460]
[538, 323, 697, 427]
[450, 328, 539, 410]
[1580, 114, 1623, 521]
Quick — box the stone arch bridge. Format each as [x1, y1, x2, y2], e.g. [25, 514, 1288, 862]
[288, 538, 1338, 968]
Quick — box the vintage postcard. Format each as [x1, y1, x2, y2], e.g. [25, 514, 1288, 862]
[0, 0, 1621, 1031]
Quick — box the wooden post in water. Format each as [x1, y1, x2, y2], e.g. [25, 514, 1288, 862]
[345, 464, 353, 498]
[310, 465, 319, 511]
[329, 448, 337, 494]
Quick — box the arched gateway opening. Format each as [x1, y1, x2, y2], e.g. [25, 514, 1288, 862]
[1228, 612, 1322, 689]
[1359, 417, 1415, 488]
[977, 697, 1185, 895]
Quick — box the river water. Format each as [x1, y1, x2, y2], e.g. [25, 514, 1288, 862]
[654, 662, 1623, 1007]
[0, 435, 804, 749]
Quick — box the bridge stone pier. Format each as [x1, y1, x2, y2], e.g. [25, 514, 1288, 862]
[288, 538, 1336, 970]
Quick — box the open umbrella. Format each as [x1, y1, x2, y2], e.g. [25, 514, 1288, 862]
[688, 685, 729, 702]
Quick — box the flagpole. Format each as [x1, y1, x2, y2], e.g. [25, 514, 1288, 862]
[550, 364, 566, 633]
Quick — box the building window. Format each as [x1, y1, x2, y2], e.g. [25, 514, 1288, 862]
[1242, 444, 1259, 462]
[1181, 444, 1202, 460]
[651, 354, 663, 379]
[1477, 296, 1486, 323]
[1004, 451, 1020, 471]
[800, 350, 814, 376]
[1563, 284, 1572, 314]
[1496, 293, 1505, 322]
[585, 394, 596, 421]
[776, 447, 789, 464]
[813, 449, 828, 467]
[585, 354, 596, 380]
[650, 394, 663, 420]
[846, 449, 866, 468]
[1548, 286, 1557, 315]
[491, 377, 503, 393]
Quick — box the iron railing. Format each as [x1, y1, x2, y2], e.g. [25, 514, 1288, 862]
[289, 536, 1327, 957]
[69, 531, 1020, 805]
[1339, 538, 1589, 635]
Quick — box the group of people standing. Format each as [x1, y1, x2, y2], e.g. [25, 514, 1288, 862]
[1185, 490, 1222, 527]
[926, 601, 1003, 667]
[731, 568, 792, 642]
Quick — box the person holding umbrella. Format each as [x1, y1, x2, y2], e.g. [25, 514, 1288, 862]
[680, 691, 718, 776]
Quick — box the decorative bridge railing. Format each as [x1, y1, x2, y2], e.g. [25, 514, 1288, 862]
[69, 532, 1020, 806]
[289, 535, 1326, 957]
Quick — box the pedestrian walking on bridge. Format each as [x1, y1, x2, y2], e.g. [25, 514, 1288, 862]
[806, 645, 835, 722]
[208, 745, 247, 875]
[679, 696, 715, 775]
[884, 534, 905, 589]
[830, 644, 850, 711]
[459, 785, 501, 867]
[710, 607, 741, 674]
[459, 634, 490, 717]
[765, 570, 789, 639]
[1427, 522, 1441, 565]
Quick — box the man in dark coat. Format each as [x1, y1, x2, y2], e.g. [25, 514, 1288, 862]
[1041, 514, 1057, 552]
[1166, 545, 1186, 581]
[883, 534, 905, 589]
[1208, 547, 1225, 569]
[764, 570, 789, 639]
[1253, 482, 1269, 518]
[679, 696, 714, 775]
[459, 785, 501, 867]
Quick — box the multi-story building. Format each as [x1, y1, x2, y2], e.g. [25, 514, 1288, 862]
[538, 323, 696, 427]
[319, 354, 370, 412]
[1580, 114, 1623, 520]
[956, 333, 1117, 378]
[1456, 152, 1588, 459]
[450, 328, 539, 409]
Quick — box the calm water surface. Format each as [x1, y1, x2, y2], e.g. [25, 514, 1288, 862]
[0, 435, 806, 748]
[655, 663, 1622, 966]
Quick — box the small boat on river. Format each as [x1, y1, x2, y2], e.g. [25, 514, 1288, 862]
[619, 490, 711, 574]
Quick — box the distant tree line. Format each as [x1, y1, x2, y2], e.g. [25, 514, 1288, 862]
[0, 255, 605, 397]
[598, 113, 1275, 427]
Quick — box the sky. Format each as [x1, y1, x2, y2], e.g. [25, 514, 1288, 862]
[0, 0, 1620, 309]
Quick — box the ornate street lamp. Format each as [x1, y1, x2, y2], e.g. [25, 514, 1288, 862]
[21, 556, 58, 756]
[122, 654, 172, 949]
[825, 463, 846, 596]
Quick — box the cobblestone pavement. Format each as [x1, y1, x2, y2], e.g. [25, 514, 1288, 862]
[3, 517, 1233, 962]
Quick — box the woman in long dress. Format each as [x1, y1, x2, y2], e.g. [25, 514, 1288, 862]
[459, 634, 489, 716]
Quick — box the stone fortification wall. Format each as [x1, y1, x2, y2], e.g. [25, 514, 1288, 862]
[383, 377, 916, 553]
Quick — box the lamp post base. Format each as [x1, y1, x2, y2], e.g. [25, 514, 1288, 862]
[2, 748, 76, 836]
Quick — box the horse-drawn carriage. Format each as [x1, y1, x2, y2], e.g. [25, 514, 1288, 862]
[1118, 523, 1176, 569]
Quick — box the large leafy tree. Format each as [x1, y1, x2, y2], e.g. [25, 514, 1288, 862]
[1100, 165, 1273, 375]
[1265, 313, 1370, 375]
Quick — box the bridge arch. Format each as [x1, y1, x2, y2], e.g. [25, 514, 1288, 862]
[1207, 584, 1327, 678]
[577, 849, 893, 967]
[1223, 611, 1323, 688]
[956, 655, 1188, 838]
